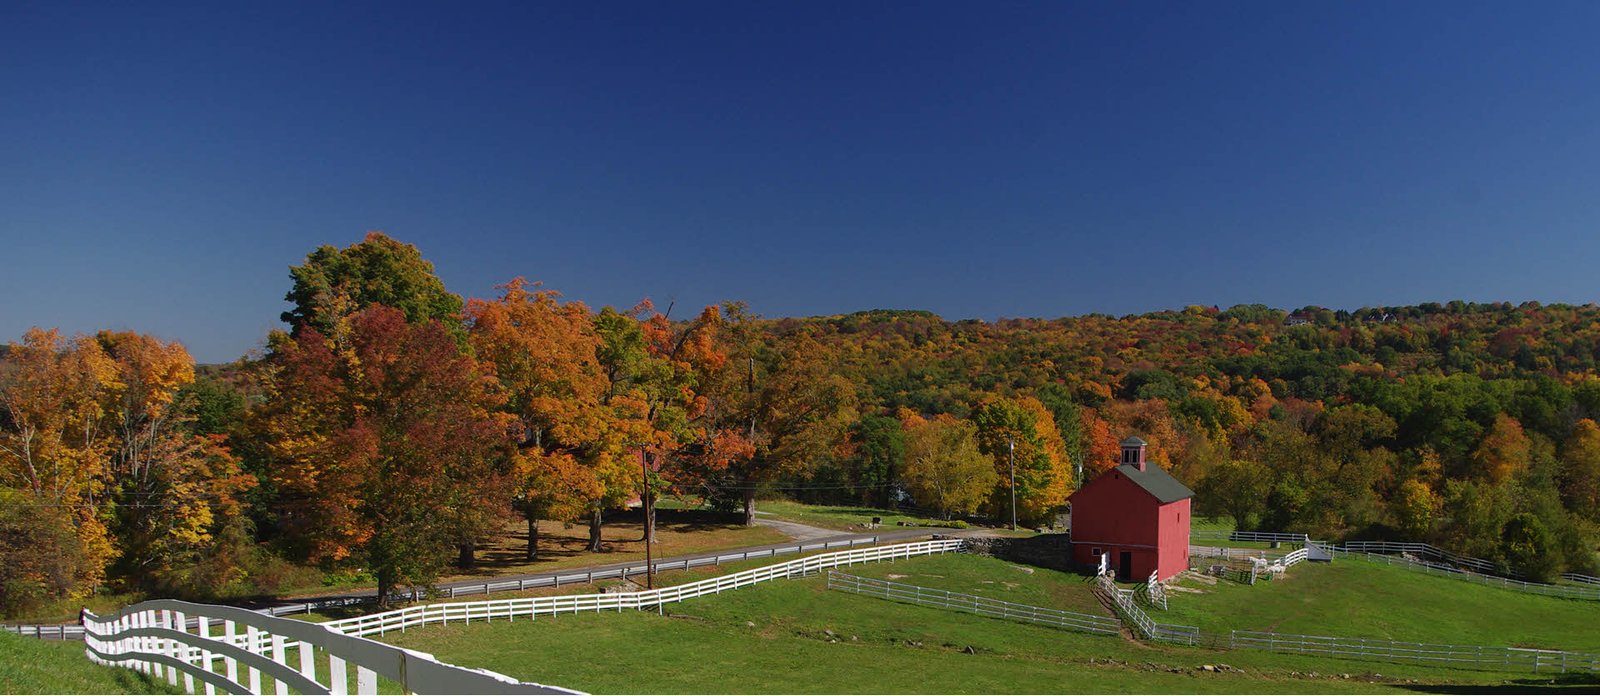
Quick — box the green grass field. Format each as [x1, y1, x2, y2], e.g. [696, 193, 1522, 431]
[754, 499, 1028, 533]
[0, 631, 177, 695]
[372, 553, 1594, 693]
[1163, 556, 1600, 652]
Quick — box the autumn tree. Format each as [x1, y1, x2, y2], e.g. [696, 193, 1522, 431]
[1473, 414, 1531, 484]
[690, 307, 856, 526]
[1559, 419, 1600, 522]
[468, 278, 609, 561]
[281, 232, 465, 342]
[96, 331, 255, 593]
[900, 413, 996, 519]
[1077, 408, 1120, 480]
[972, 395, 1072, 526]
[0, 329, 120, 602]
[259, 306, 515, 605]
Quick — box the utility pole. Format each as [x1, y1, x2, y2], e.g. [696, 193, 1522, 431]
[641, 448, 653, 589]
[1008, 434, 1017, 531]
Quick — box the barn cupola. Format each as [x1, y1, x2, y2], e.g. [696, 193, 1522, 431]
[1121, 436, 1148, 471]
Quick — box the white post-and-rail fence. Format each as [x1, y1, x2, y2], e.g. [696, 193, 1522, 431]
[1230, 630, 1600, 674]
[6, 535, 887, 642]
[81, 599, 580, 695]
[320, 539, 965, 638]
[1135, 570, 1167, 610]
[825, 571, 1122, 636]
[71, 539, 961, 695]
[1092, 574, 1200, 645]
[1329, 548, 1600, 601]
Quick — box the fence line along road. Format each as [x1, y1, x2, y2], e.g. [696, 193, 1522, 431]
[825, 571, 1121, 636]
[81, 599, 581, 695]
[1230, 630, 1600, 675]
[4, 534, 894, 641]
[321, 539, 966, 638]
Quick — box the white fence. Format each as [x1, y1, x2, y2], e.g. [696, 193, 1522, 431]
[1188, 530, 1309, 544]
[6, 535, 887, 641]
[1330, 548, 1600, 601]
[1093, 575, 1198, 645]
[322, 539, 966, 638]
[81, 599, 581, 695]
[1230, 630, 1600, 674]
[825, 571, 1122, 636]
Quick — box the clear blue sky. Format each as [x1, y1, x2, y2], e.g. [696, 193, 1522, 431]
[4, 1, 1600, 363]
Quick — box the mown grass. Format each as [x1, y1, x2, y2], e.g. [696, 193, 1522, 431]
[756, 499, 1034, 536]
[1164, 556, 1600, 652]
[0, 631, 178, 695]
[373, 554, 1592, 693]
[838, 552, 1108, 615]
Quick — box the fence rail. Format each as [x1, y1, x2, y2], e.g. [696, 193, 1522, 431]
[825, 571, 1121, 636]
[6, 535, 886, 641]
[321, 539, 965, 638]
[1337, 541, 1503, 576]
[1230, 629, 1600, 674]
[1093, 575, 1198, 645]
[1188, 530, 1309, 544]
[1330, 549, 1600, 601]
[81, 599, 580, 695]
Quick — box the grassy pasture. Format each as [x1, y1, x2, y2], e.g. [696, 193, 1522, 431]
[0, 631, 177, 695]
[373, 554, 1595, 693]
[1164, 556, 1600, 652]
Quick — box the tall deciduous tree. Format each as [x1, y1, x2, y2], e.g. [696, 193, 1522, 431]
[468, 278, 609, 560]
[1473, 414, 1531, 484]
[0, 329, 120, 601]
[900, 413, 996, 519]
[259, 306, 515, 605]
[1559, 419, 1600, 522]
[98, 331, 254, 594]
[972, 396, 1072, 526]
[281, 232, 465, 342]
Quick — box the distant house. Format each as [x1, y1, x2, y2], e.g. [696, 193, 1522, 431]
[1068, 437, 1194, 582]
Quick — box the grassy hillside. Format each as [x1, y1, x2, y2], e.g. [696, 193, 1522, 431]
[0, 632, 176, 695]
[374, 554, 1590, 693]
[1163, 556, 1600, 651]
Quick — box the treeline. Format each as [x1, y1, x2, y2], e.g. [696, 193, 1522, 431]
[5, 235, 1600, 616]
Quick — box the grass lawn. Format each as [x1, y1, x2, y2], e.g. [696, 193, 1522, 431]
[755, 499, 1033, 536]
[1163, 556, 1600, 652]
[837, 552, 1109, 616]
[374, 554, 1590, 694]
[0, 631, 177, 695]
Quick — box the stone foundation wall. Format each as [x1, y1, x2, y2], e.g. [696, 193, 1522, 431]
[958, 533, 1076, 572]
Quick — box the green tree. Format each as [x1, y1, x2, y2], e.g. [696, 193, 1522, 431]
[1198, 458, 1273, 530]
[901, 414, 996, 519]
[1501, 512, 1558, 582]
[281, 232, 465, 341]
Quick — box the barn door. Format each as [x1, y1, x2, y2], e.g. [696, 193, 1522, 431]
[1118, 551, 1133, 582]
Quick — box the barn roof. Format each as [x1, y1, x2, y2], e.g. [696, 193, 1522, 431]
[1112, 463, 1194, 504]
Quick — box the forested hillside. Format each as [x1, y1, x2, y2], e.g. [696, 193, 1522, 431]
[4, 233, 1597, 619]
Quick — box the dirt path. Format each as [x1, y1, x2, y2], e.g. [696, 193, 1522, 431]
[752, 514, 846, 541]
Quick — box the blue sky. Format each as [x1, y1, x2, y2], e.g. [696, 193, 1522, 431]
[4, 1, 1600, 362]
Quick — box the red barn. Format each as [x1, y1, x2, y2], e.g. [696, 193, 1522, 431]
[1069, 437, 1194, 582]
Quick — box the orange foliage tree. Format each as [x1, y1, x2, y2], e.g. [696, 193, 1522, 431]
[259, 306, 516, 605]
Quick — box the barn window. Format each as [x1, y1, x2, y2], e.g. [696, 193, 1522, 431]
[1092, 547, 1101, 557]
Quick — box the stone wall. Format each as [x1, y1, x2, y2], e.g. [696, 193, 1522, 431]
[957, 533, 1077, 572]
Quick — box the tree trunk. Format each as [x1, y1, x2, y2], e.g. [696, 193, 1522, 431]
[587, 507, 604, 552]
[742, 488, 756, 527]
[457, 541, 476, 569]
[376, 568, 394, 609]
[646, 498, 657, 543]
[526, 515, 539, 562]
